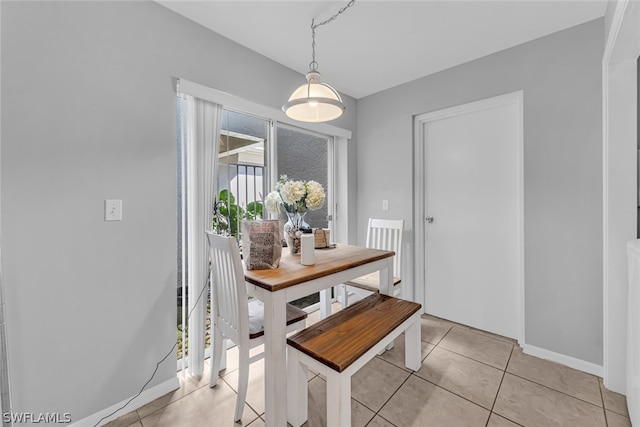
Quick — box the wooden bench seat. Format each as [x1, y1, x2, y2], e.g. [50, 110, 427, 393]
[286, 293, 422, 427]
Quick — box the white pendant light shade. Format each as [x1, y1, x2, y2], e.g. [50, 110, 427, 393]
[282, 71, 345, 123]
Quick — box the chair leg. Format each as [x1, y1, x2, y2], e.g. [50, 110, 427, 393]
[209, 327, 224, 388]
[234, 344, 250, 422]
[340, 284, 349, 309]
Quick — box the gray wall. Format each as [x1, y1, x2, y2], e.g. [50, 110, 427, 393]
[0, 0, 356, 421]
[357, 19, 604, 365]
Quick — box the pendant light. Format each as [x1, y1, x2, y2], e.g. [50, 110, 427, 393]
[282, 0, 356, 123]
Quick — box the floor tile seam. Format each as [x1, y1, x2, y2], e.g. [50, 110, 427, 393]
[105, 409, 140, 427]
[422, 316, 517, 346]
[372, 344, 434, 367]
[420, 341, 436, 362]
[504, 371, 606, 409]
[437, 339, 514, 367]
[421, 315, 467, 332]
[239, 402, 263, 425]
[604, 407, 632, 418]
[125, 412, 142, 426]
[364, 410, 398, 427]
[597, 382, 631, 418]
[603, 408, 611, 427]
[140, 375, 231, 421]
[487, 411, 525, 427]
[432, 343, 511, 372]
[136, 381, 262, 427]
[597, 375, 610, 427]
[486, 345, 514, 426]
[448, 324, 515, 344]
[246, 415, 265, 427]
[373, 352, 414, 373]
[421, 323, 454, 347]
[458, 327, 518, 346]
[603, 406, 633, 421]
[137, 395, 182, 427]
[433, 325, 455, 345]
[359, 373, 413, 427]
[409, 372, 493, 413]
[220, 375, 238, 394]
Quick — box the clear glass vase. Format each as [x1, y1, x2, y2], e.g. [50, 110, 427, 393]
[283, 211, 310, 255]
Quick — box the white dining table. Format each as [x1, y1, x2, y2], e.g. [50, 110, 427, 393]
[243, 244, 396, 427]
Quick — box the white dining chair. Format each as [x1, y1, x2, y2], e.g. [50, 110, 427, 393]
[339, 218, 404, 308]
[206, 232, 308, 422]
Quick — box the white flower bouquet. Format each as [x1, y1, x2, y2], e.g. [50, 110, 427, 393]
[265, 175, 326, 218]
[264, 175, 326, 253]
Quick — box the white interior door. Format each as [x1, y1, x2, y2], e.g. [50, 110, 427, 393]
[418, 92, 523, 340]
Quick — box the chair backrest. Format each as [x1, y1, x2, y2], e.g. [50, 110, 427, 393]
[206, 232, 249, 348]
[366, 218, 404, 279]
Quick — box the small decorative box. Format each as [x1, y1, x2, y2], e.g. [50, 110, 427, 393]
[314, 228, 331, 248]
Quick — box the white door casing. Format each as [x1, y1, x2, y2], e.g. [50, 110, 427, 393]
[413, 91, 524, 342]
[602, 0, 640, 395]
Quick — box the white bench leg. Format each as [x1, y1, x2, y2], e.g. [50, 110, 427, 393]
[404, 315, 422, 371]
[287, 348, 308, 427]
[326, 370, 351, 427]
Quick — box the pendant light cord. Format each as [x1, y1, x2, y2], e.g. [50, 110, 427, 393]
[310, 0, 356, 71]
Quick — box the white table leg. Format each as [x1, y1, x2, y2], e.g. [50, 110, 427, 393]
[263, 291, 288, 427]
[379, 257, 394, 296]
[320, 288, 332, 319]
[380, 258, 395, 351]
[405, 315, 422, 371]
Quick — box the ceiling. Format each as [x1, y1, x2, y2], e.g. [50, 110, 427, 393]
[157, 0, 608, 99]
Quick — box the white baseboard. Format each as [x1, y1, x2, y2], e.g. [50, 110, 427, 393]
[522, 343, 604, 378]
[71, 376, 180, 427]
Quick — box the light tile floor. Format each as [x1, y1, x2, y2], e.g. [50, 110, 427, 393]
[105, 305, 631, 427]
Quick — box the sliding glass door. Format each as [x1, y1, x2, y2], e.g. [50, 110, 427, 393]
[274, 123, 335, 309]
[177, 104, 335, 364]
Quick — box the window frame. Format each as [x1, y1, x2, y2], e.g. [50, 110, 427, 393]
[176, 78, 351, 369]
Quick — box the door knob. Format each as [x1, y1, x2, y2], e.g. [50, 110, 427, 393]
[426, 216, 434, 223]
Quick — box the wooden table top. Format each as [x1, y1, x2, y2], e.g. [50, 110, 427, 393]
[244, 244, 394, 292]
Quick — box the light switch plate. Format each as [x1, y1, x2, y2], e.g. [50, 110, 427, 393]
[382, 199, 389, 211]
[105, 199, 122, 221]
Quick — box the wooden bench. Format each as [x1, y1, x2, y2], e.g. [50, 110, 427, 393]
[286, 293, 422, 427]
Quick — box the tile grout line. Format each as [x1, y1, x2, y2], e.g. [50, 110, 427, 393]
[433, 324, 610, 418]
[599, 377, 610, 427]
[485, 344, 524, 427]
[505, 370, 608, 410]
[363, 336, 443, 427]
[409, 373, 492, 413]
[435, 343, 512, 372]
[358, 353, 412, 427]
[403, 328, 507, 421]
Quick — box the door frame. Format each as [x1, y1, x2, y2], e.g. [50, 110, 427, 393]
[602, 0, 640, 393]
[413, 90, 525, 344]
